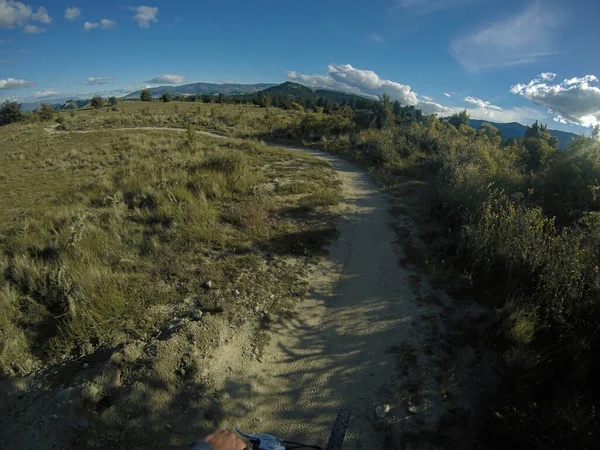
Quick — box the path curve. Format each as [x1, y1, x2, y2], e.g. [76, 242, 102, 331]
[48, 126, 421, 449]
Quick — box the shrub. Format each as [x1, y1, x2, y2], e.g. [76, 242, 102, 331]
[37, 103, 55, 121]
[160, 92, 172, 102]
[0, 101, 24, 126]
[90, 95, 104, 109]
[108, 96, 118, 106]
[140, 89, 152, 102]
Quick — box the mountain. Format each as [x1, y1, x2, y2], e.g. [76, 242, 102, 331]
[122, 82, 275, 100]
[230, 81, 376, 108]
[469, 119, 581, 149]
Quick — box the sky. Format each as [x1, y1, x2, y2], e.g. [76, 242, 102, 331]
[1, 0, 599, 133]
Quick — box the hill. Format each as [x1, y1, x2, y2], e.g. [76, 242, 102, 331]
[122, 82, 274, 100]
[229, 81, 376, 108]
[469, 119, 581, 149]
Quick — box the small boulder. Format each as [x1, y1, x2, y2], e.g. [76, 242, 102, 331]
[233, 289, 240, 296]
[202, 280, 213, 290]
[376, 404, 391, 419]
[192, 310, 203, 321]
[407, 402, 418, 414]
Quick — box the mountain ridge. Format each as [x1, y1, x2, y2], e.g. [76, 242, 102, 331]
[122, 82, 275, 99]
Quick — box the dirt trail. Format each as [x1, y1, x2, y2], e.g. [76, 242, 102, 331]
[45, 126, 427, 448]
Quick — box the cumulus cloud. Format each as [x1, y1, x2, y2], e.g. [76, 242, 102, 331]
[64, 7, 80, 20]
[144, 74, 185, 84]
[287, 64, 451, 114]
[129, 6, 158, 28]
[85, 77, 113, 85]
[83, 19, 115, 31]
[0, 1, 52, 30]
[540, 72, 556, 81]
[0, 77, 35, 89]
[444, 92, 452, 97]
[464, 96, 502, 111]
[451, 3, 559, 72]
[24, 24, 44, 33]
[510, 73, 600, 127]
[31, 5, 49, 23]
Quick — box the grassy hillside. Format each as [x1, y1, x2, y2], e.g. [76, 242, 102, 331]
[123, 82, 274, 100]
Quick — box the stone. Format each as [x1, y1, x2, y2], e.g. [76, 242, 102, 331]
[82, 363, 89, 369]
[376, 404, 391, 419]
[407, 402, 418, 414]
[193, 310, 203, 321]
[76, 418, 89, 429]
[233, 289, 240, 296]
[202, 280, 213, 290]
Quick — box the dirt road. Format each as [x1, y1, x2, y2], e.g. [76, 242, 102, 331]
[210, 146, 421, 449]
[43, 126, 427, 448]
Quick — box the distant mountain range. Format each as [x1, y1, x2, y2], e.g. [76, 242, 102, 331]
[122, 82, 275, 100]
[469, 119, 581, 149]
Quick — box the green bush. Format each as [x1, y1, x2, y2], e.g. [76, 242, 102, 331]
[0, 101, 24, 126]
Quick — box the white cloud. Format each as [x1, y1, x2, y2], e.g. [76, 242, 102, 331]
[464, 96, 502, 111]
[31, 5, 49, 23]
[372, 33, 383, 43]
[24, 23, 44, 33]
[287, 64, 451, 114]
[64, 7, 80, 21]
[0, 77, 35, 89]
[421, 95, 433, 102]
[86, 77, 113, 85]
[83, 18, 115, 31]
[0, 1, 52, 29]
[540, 72, 556, 81]
[144, 74, 185, 84]
[450, 3, 559, 72]
[129, 6, 158, 28]
[510, 73, 600, 127]
[444, 92, 452, 97]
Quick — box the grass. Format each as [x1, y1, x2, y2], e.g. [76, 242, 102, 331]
[0, 113, 341, 377]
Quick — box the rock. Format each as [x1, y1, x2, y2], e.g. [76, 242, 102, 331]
[407, 402, 418, 414]
[166, 424, 172, 429]
[269, 294, 275, 300]
[76, 418, 89, 429]
[51, 414, 58, 419]
[376, 404, 391, 419]
[253, 417, 262, 422]
[233, 289, 240, 296]
[82, 363, 89, 369]
[202, 280, 213, 290]
[257, 358, 264, 363]
[192, 310, 203, 321]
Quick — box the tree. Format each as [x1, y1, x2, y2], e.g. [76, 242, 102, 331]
[526, 120, 559, 149]
[217, 93, 225, 104]
[392, 100, 402, 117]
[0, 101, 24, 126]
[37, 103, 54, 121]
[90, 95, 104, 109]
[107, 97, 118, 106]
[140, 89, 152, 102]
[160, 92, 172, 102]
[448, 109, 470, 129]
[374, 94, 394, 129]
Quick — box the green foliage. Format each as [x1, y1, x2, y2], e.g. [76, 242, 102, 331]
[160, 91, 172, 102]
[0, 100, 24, 126]
[140, 89, 152, 102]
[37, 103, 55, 121]
[448, 109, 470, 129]
[90, 95, 105, 109]
[107, 96, 118, 107]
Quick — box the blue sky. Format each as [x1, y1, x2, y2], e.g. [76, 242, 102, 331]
[1, 0, 599, 132]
